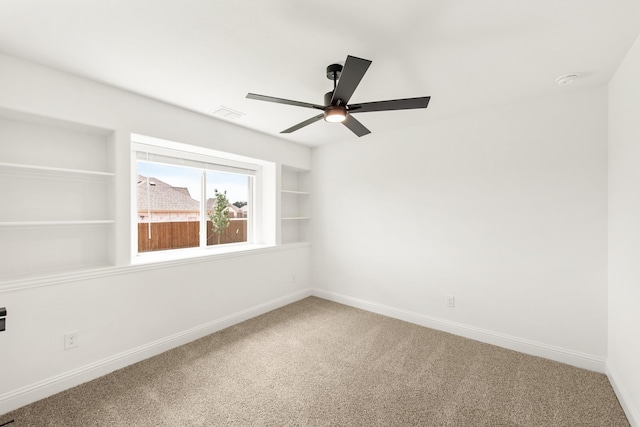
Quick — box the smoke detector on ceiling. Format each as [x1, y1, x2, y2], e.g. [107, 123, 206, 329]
[556, 73, 580, 86]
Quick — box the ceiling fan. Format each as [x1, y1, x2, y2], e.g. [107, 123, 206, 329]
[246, 55, 431, 137]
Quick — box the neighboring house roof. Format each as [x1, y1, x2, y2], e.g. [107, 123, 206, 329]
[137, 175, 200, 212]
[206, 198, 216, 210]
[206, 198, 241, 215]
[172, 187, 191, 196]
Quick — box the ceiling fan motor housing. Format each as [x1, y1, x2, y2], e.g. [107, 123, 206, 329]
[324, 91, 335, 106]
[326, 63, 343, 81]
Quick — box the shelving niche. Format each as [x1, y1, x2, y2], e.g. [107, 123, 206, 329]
[0, 109, 115, 281]
[280, 165, 310, 245]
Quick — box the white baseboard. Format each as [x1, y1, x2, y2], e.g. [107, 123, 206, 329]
[311, 288, 606, 373]
[0, 287, 313, 416]
[607, 362, 639, 427]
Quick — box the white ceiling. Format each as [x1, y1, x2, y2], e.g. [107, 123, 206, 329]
[1, 1, 639, 147]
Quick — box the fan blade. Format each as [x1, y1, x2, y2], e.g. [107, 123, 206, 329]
[331, 55, 372, 105]
[247, 93, 324, 110]
[342, 115, 371, 137]
[281, 114, 324, 134]
[348, 96, 430, 113]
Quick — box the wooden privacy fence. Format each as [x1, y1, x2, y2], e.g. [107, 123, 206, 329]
[138, 219, 247, 252]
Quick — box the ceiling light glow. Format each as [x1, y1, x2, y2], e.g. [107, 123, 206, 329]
[324, 106, 347, 123]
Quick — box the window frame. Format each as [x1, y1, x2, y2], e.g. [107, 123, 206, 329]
[131, 134, 275, 263]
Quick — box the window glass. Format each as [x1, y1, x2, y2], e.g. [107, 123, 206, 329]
[136, 155, 254, 254]
[137, 162, 201, 252]
[205, 171, 250, 246]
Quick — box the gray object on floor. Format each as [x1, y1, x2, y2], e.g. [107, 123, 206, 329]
[1, 297, 629, 426]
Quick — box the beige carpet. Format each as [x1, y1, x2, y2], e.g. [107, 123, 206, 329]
[1, 297, 629, 426]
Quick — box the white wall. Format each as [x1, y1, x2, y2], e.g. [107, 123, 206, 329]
[311, 86, 609, 370]
[0, 53, 311, 414]
[2, 47, 635, 420]
[608, 33, 640, 426]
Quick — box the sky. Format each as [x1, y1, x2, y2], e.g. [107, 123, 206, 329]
[137, 161, 249, 204]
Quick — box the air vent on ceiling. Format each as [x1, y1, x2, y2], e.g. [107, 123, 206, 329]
[212, 106, 245, 120]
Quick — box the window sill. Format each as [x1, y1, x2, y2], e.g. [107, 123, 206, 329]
[131, 243, 274, 265]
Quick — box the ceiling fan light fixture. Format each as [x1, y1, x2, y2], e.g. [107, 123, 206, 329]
[324, 106, 347, 123]
[246, 54, 430, 137]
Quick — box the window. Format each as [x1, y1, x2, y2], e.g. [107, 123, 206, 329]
[132, 135, 274, 259]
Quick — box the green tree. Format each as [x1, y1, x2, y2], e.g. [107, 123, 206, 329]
[208, 189, 230, 245]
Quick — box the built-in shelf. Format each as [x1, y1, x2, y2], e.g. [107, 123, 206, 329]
[0, 109, 116, 281]
[0, 162, 114, 178]
[280, 165, 310, 245]
[0, 220, 115, 227]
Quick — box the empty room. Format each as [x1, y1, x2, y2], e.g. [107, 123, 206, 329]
[0, 1, 639, 426]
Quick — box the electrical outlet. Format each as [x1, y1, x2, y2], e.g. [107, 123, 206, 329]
[291, 274, 297, 283]
[64, 331, 79, 350]
[446, 295, 455, 308]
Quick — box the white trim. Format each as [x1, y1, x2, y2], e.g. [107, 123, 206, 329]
[0, 286, 616, 418]
[311, 288, 607, 373]
[281, 190, 310, 195]
[607, 362, 639, 427]
[0, 288, 313, 416]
